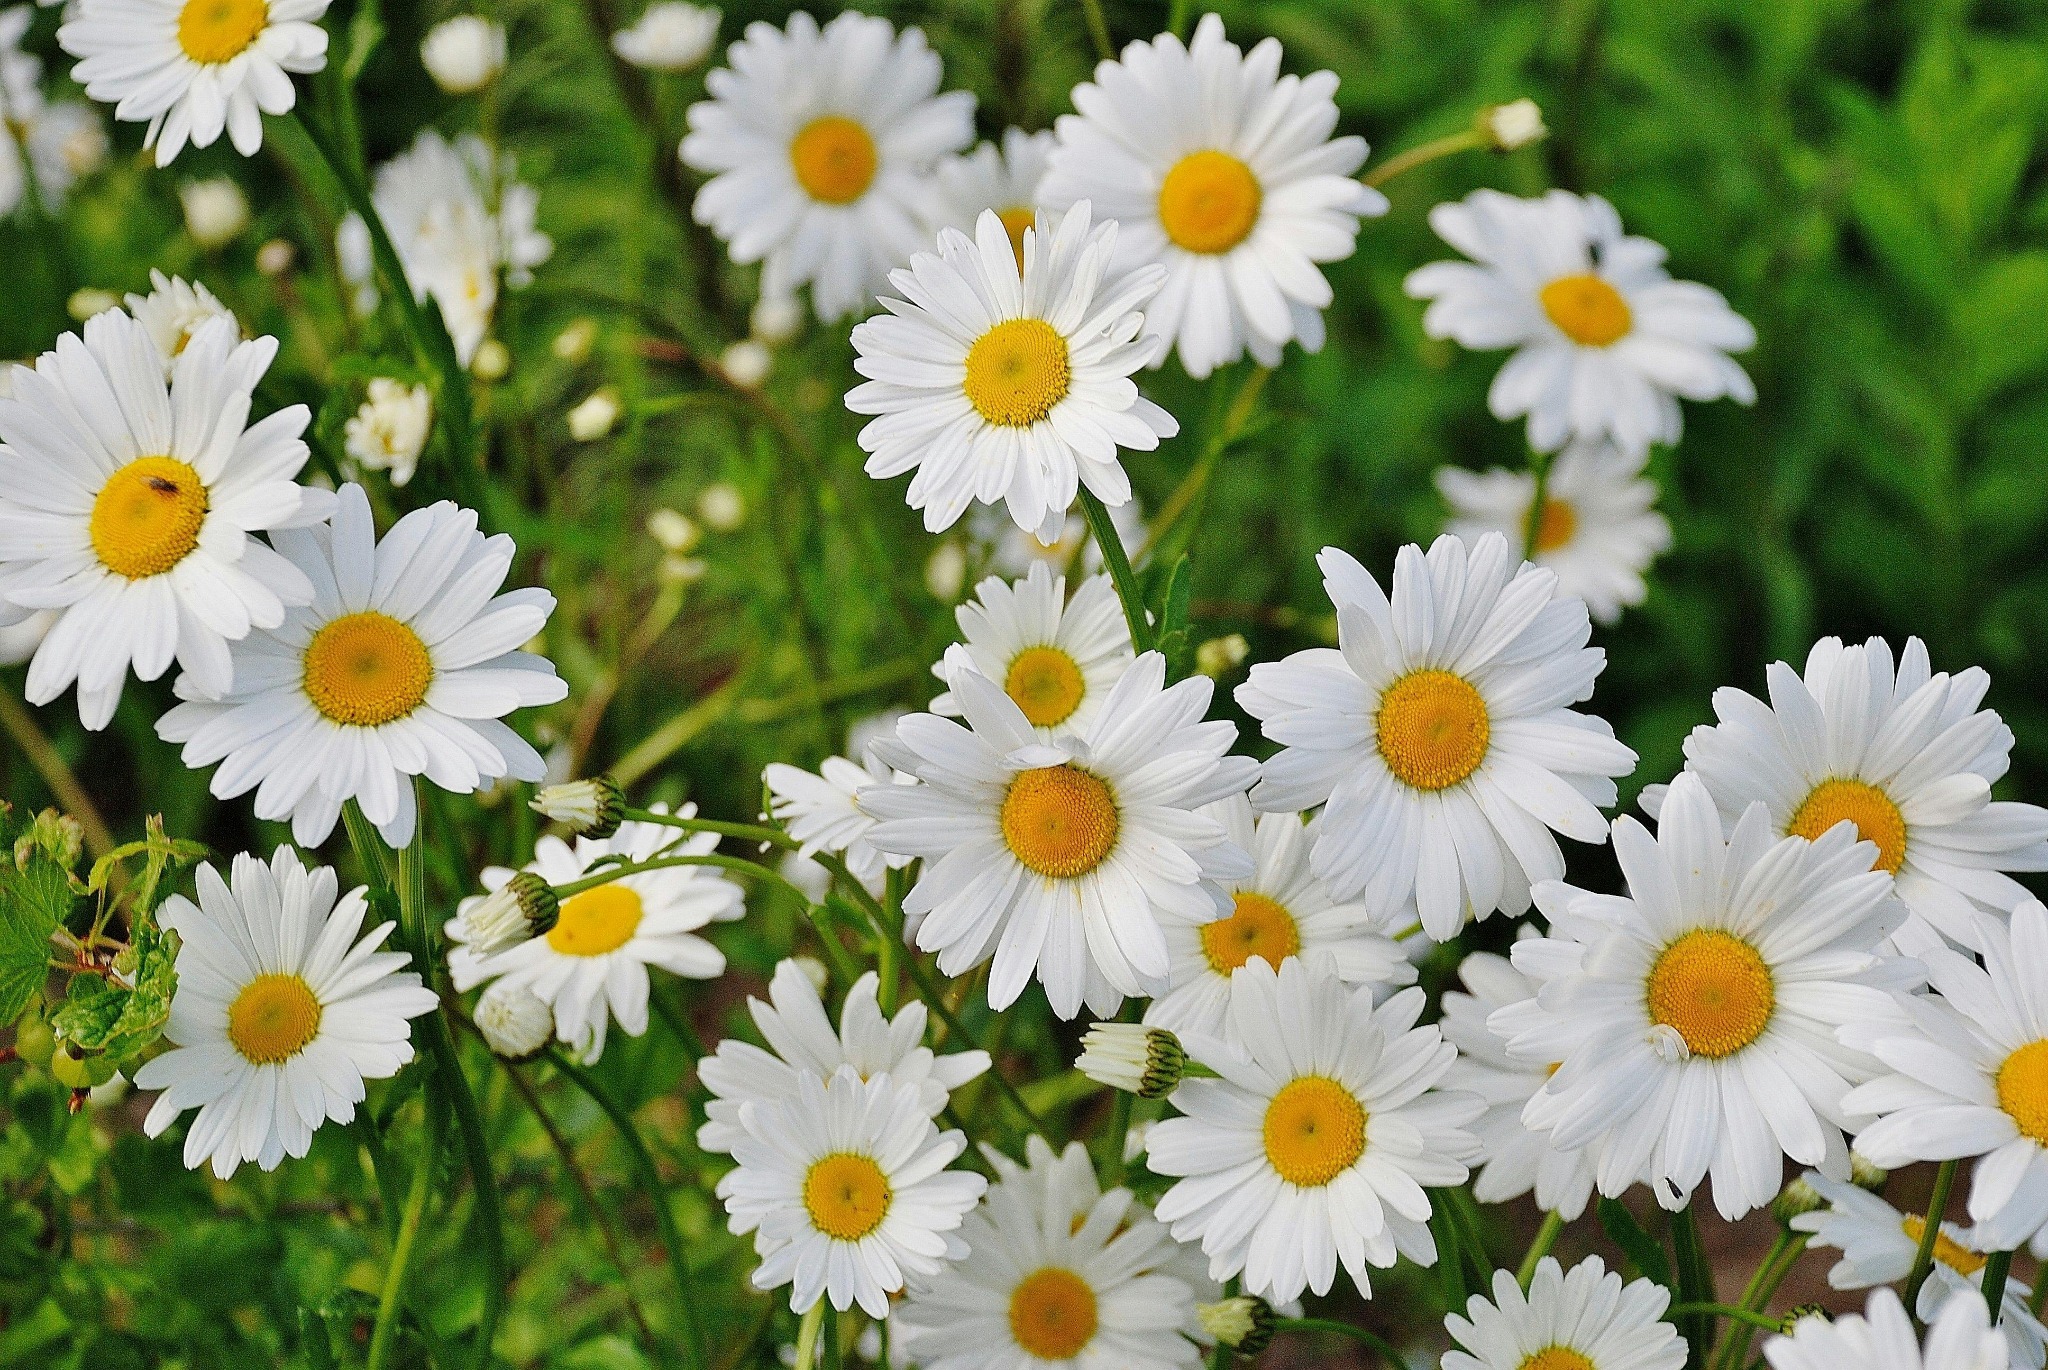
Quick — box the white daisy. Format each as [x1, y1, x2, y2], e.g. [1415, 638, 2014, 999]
[1642, 635, 2048, 953]
[930, 560, 1134, 740]
[722, 1065, 987, 1316]
[1444, 1256, 1685, 1370]
[0, 310, 330, 730]
[1, 16, 102, 217]
[896, 1136, 1208, 1370]
[611, 1, 719, 72]
[1404, 188, 1756, 453]
[1764, 1287, 2007, 1370]
[698, 957, 989, 1155]
[1499, 771, 1908, 1219]
[1788, 1170, 2046, 1367]
[930, 128, 1055, 266]
[156, 482, 568, 848]
[1436, 439, 1673, 625]
[847, 201, 1177, 540]
[972, 490, 1146, 580]
[1039, 14, 1382, 379]
[58, 0, 330, 166]
[1236, 532, 1637, 940]
[1440, 948, 1598, 1219]
[680, 10, 974, 323]
[447, 804, 744, 1062]
[1146, 956, 1480, 1304]
[1144, 793, 1415, 1049]
[133, 846, 438, 1178]
[764, 750, 911, 887]
[123, 271, 239, 375]
[863, 652, 1257, 1019]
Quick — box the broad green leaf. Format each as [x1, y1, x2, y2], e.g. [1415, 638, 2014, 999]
[49, 921, 180, 1063]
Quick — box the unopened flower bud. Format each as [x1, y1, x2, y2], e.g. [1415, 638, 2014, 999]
[751, 294, 803, 345]
[474, 980, 554, 1060]
[67, 287, 120, 322]
[256, 239, 297, 276]
[720, 339, 771, 389]
[646, 507, 700, 553]
[181, 178, 250, 249]
[421, 16, 507, 94]
[924, 541, 967, 601]
[1773, 1175, 1823, 1227]
[553, 318, 599, 363]
[453, 872, 560, 955]
[1195, 633, 1249, 678]
[568, 388, 621, 441]
[1478, 98, 1547, 152]
[530, 777, 626, 838]
[1078, 1023, 1185, 1099]
[696, 482, 746, 531]
[1849, 1151, 1888, 1191]
[1780, 1304, 1829, 1333]
[1199, 1296, 1276, 1354]
[472, 339, 512, 381]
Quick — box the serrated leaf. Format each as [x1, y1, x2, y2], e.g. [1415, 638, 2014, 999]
[50, 921, 179, 1061]
[0, 837, 71, 1027]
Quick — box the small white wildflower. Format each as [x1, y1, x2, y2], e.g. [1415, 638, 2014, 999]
[750, 293, 803, 345]
[568, 388, 622, 441]
[255, 239, 296, 276]
[923, 541, 966, 601]
[180, 178, 249, 249]
[646, 508, 699, 553]
[719, 339, 770, 389]
[552, 318, 599, 363]
[471, 339, 512, 380]
[1481, 98, 1547, 151]
[421, 16, 507, 94]
[611, 1, 719, 72]
[1195, 632, 1249, 678]
[343, 379, 434, 488]
[696, 482, 745, 530]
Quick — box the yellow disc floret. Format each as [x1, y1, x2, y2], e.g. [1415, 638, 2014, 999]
[998, 206, 1036, 271]
[789, 116, 878, 205]
[1262, 1076, 1366, 1188]
[1003, 645, 1087, 728]
[1788, 779, 1908, 875]
[1997, 1039, 2048, 1145]
[1646, 929, 1774, 1059]
[1900, 1214, 1987, 1276]
[227, 973, 322, 1065]
[1000, 765, 1119, 879]
[1534, 498, 1578, 554]
[963, 318, 1072, 428]
[1007, 1267, 1099, 1360]
[1157, 150, 1262, 255]
[1520, 1348, 1597, 1370]
[1540, 272, 1633, 347]
[177, 0, 268, 63]
[802, 1152, 892, 1240]
[1200, 892, 1302, 976]
[90, 457, 209, 580]
[547, 885, 645, 957]
[1375, 669, 1491, 791]
[302, 612, 434, 727]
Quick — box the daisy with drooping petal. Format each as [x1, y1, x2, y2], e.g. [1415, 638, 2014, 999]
[698, 957, 989, 1155]
[1764, 1287, 2006, 1370]
[0, 310, 330, 730]
[1642, 635, 2048, 953]
[848, 202, 1176, 540]
[1499, 772, 1908, 1219]
[930, 560, 1134, 740]
[1236, 532, 1637, 940]
[864, 653, 1257, 1019]
[930, 128, 1054, 266]
[896, 1135, 1209, 1370]
[58, 0, 330, 166]
[1404, 188, 1756, 453]
[1444, 1256, 1685, 1370]
[681, 10, 974, 323]
[124, 271, 239, 375]
[1144, 793, 1415, 1048]
[133, 847, 438, 1178]
[1039, 15, 1383, 380]
[447, 805, 744, 1062]
[765, 751, 911, 887]
[1436, 439, 1673, 625]
[722, 1065, 987, 1317]
[156, 483, 568, 848]
[1146, 957, 1480, 1304]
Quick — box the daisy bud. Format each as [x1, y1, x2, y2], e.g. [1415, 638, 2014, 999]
[1077, 1023, 1185, 1099]
[646, 508, 700, 554]
[568, 388, 622, 441]
[1780, 1304, 1830, 1333]
[1195, 632, 1249, 678]
[552, 318, 599, 363]
[474, 981, 554, 1061]
[472, 339, 512, 381]
[751, 293, 804, 345]
[66, 287, 121, 322]
[255, 239, 297, 276]
[1772, 1175, 1824, 1227]
[456, 872, 560, 955]
[530, 777, 627, 839]
[696, 482, 747, 531]
[1849, 1151, 1888, 1191]
[180, 178, 250, 250]
[1477, 98, 1547, 152]
[611, 1, 721, 73]
[791, 956, 830, 995]
[923, 541, 967, 601]
[720, 339, 771, 389]
[421, 16, 508, 95]
[1198, 1296, 1276, 1354]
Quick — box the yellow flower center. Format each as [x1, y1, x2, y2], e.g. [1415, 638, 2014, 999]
[1534, 498, 1578, 553]
[1787, 779, 1908, 876]
[1003, 645, 1087, 728]
[302, 612, 434, 727]
[1000, 765, 1119, 879]
[226, 973, 322, 1065]
[89, 457, 208, 580]
[1200, 891, 1302, 976]
[177, 0, 269, 64]
[1262, 1076, 1366, 1188]
[1157, 150, 1262, 255]
[1007, 1267, 1099, 1360]
[963, 318, 1071, 428]
[1376, 669, 1490, 791]
[1520, 1348, 1597, 1370]
[998, 206, 1036, 271]
[546, 885, 645, 957]
[1997, 1040, 2048, 1145]
[802, 1152, 892, 1241]
[1646, 930, 1774, 1059]
[789, 116, 877, 205]
[1540, 272, 1633, 347]
[1900, 1215, 1987, 1276]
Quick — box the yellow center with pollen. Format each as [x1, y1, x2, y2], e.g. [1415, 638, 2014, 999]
[802, 1152, 892, 1241]
[1376, 669, 1491, 791]
[1788, 779, 1908, 876]
[1262, 1076, 1366, 1188]
[177, 0, 269, 63]
[964, 318, 1071, 427]
[1997, 1040, 2048, 1145]
[998, 206, 1036, 270]
[1000, 765, 1119, 879]
[1157, 150, 1262, 255]
[1540, 273, 1633, 347]
[1007, 1267, 1099, 1360]
[789, 116, 877, 205]
[227, 973, 322, 1065]
[1200, 892, 1302, 976]
[547, 886, 645, 957]
[90, 457, 209, 579]
[302, 612, 434, 727]
[1646, 930, 1774, 1059]
[1534, 498, 1578, 553]
[1900, 1215, 1987, 1276]
[1520, 1348, 1597, 1370]
[1004, 646, 1087, 728]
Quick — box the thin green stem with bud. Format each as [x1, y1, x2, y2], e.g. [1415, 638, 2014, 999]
[1276, 1317, 1404, 1364]
[1363, 128, 1489, 189]
[1517, 1210, 1566, 1288]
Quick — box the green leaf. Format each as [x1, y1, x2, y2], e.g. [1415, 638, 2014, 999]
[1597, 1196, 1674, 1290]
[49, 921, 180, 1064]
[1151, 555, 1196, 681]
[0, 810, 76, 1028]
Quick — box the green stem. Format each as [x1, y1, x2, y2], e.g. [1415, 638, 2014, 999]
[2031, 1257, 2048, 1315]
[1905, 1160, 1960, 1322]
[793, 1302, 825, 1370]
[1518, 1210, 1566, 1288]
[1983, 1249, 2015, 1324]
[365, 1107, 436, 1370]
[0, 688, 116, 860]
[1077, 0, 1113, 61]
[342, 800, 396, 889]
[427, 1012, 505, 1368]
[1363, 128, 1489, 189]
[620, 808, 796, 850]
[1671, 1205, 1714, 1370]
[1077, 486, 1154, 652]
[1138, 364, 1270, 568]
[1669, 1305, 1786, 1334]
[823, 1307, 843, 1370]
[1522, 448, 1557, 560]
[1715, 1232, 1806, 1370]
[1166, 0, 1192, 39]
[553, 852, 812, 903]
[1276, 1317, 1405, 1365]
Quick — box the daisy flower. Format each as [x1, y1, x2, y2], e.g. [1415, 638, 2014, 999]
[447, 805, 744, 1062]
[863, 653, 1257, 1019]
[847, 201, 1176, 540]
[0, 310, 330, 730]
[1144, 793, 1415, 1049]
[1436, 439, 1673, 624]
[58, 0, 330, 166]
[1039, 15, 1383, 379]
[2, 15, 102, 217]
[765, 751, 911, 887]
[896, 1136, 1209, 1370]
[680, 10, 974, 323]
[721, 1066, 987, 1317]
[930, 561, 1134, 740]
[1499, 771, 1907, 1219]
[133, 847, 438, 1178]
[1404, 188, 1756, 453]
[1444, 1256, 1684, 1370]
[698, 957, 989, 1155]
[1236, 532, 1637, 940]
[1146, 956, 1480, 1304]
[1764, 1287, 2006, 1370]
[1642, 635, 2048, 952]
[931, 128, 1055, 267]
[611, 2, 720, 72]
[123, 271, 238, 375]
[1440, 948, 1598, 1219]
[156, 483, 568, 849]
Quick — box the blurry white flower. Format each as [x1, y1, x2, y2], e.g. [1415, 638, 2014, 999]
[719, 338, 770, 388]
[697, 482, 745, 530]
[973, 494, 1144, 579]
[123, 271, 237, 374]
[179, 177, 250, 248]
[420, 16, 505, 94]
[255, 238, 296, 276]
[612, 1, 718, 72]
[646, 507, 699, 553]
[1481, 98, 1547, 151]
[551, 317, 598, 362]
[471, 338, 511, 380]
[343, 378, 433, 487]
[1194, 633, 1248, 678]
[568, 388, 621, 441]
[928, 127, 1053, 266]
[922, 540, 966, 601]
[750, 293, 802, 345]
